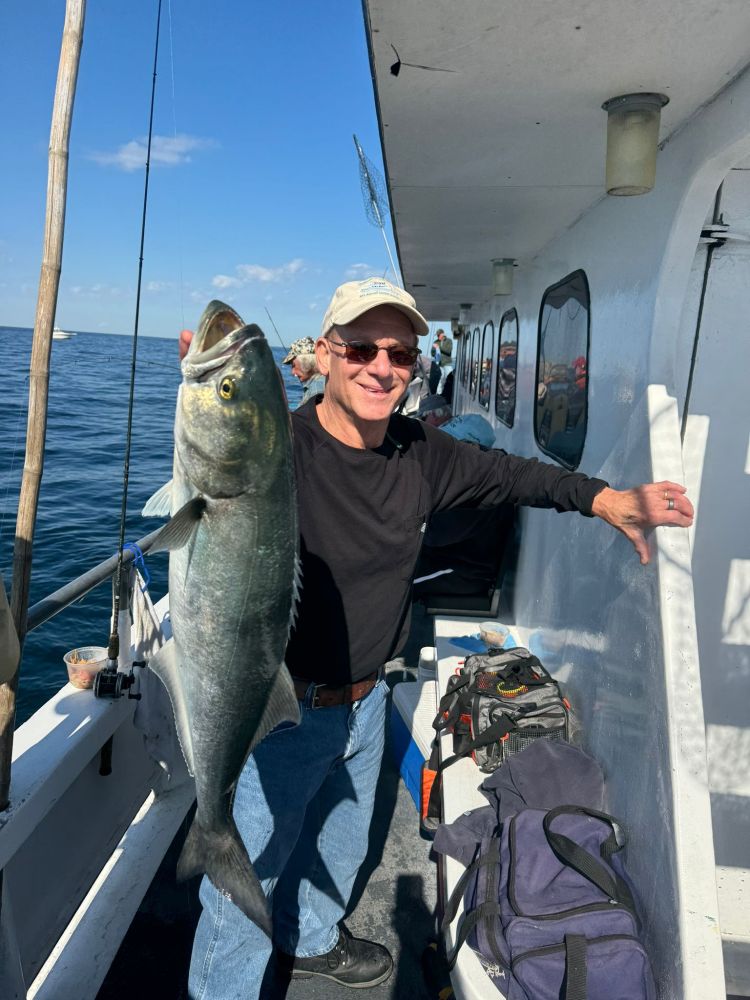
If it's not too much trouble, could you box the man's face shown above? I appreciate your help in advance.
[290,357,308,382]
[316,304,417,424]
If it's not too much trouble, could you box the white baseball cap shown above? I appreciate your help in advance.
[321,277,429,337]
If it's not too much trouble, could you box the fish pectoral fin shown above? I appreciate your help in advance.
[148,638,195,775]
[142,480,174,518]
[248,664,301,755]
[148,496,206,553]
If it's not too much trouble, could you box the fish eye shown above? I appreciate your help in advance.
[218,377,236,400]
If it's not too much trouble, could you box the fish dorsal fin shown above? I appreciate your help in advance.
[142,480,174,518]
[147,638,195,776]
[148,496,206,553]
[247,664,300,758]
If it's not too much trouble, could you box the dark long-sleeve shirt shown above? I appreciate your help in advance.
[285,399,607,685]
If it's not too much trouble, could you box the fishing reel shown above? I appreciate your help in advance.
[93,660,145,700]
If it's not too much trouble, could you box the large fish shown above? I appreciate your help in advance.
[144,300,299,935]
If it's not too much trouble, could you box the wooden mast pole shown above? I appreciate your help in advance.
[0,0,87,811]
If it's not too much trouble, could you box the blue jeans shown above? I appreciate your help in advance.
[188,676,389,1000]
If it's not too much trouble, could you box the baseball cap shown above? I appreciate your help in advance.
[417,394,449,418]
[282,336,317,365]
[321,277,429,337]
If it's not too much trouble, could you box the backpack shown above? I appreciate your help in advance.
[458,647,571,771]
[420,647,571,836]
[437,756,656,999]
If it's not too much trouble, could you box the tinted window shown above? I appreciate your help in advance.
[469,327,480,396]
[478,322,494,409]
[535,270,590,469]
[460,332,470,385]
[495,309,518,427]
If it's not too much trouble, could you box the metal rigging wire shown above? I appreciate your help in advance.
[352,134,401,286]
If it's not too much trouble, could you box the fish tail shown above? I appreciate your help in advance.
[177,816,272,937]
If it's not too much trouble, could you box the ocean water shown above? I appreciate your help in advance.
[0,326,303,726]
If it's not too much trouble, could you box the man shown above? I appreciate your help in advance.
[435,328,453,394]
[181,277,692,998]
[282,336,326,405]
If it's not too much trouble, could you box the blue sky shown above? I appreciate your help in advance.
[0,0,444,346]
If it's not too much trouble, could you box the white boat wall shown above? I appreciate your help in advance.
[0,587,194,1000]
[364,1,750,996]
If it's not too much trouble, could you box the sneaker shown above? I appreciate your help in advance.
[279,923,393,988]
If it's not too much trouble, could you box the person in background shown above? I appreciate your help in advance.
[435,328,453,394]
[180,276,693,999]
[282,336,326,404]
[417,393,452,427]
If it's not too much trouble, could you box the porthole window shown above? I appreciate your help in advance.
[495,309,518,427]
[534,270,590,469]
[468,327,480,397]
[478,321,494,409]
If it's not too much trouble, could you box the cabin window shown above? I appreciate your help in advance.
[534,270,590,469]
[469,327,481,397]
[495,309,518,427]
[478,321,494,409]
[459,332,470,386]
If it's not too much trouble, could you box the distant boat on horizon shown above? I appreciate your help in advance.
[52,326,75,340]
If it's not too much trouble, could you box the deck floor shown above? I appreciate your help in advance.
[98,607,444,1000]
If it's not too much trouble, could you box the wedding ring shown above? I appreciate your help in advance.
[667,498,675,511]
[663,490,669,500]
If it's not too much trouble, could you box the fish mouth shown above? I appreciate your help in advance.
[183,300,267,381]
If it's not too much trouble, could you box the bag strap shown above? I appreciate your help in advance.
[542,805,637,917]
[442,837,506,970]
[425,714,517,818]
[432,674,470,734]
[438,714,517,771]
[563,934,588,1000]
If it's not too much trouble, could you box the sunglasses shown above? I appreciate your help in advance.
[327,336,419,368]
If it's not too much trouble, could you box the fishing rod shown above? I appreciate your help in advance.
[264,306,288,353]
[97,0,164,713]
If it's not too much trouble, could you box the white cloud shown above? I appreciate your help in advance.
[345,262,377,280]
[211,258,306,289]
[212,274,242,289]
[146,280,174,293]
[89,133,217,172]
[70,283,123,297]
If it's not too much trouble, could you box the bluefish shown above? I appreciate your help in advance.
[144,300,299,936]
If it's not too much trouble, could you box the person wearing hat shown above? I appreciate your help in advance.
[434,327,453,394]
[281,336,327,405]
[182,276,694,998]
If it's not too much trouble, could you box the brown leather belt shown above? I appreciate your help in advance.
[293,671,380,709]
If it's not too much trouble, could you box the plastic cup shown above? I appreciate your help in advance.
[63,645,108,690]
[479,622,509,649]
[418,646,437,682]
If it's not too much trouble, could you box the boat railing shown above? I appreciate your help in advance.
[25,527,162,634]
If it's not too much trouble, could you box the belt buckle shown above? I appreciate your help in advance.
[310,682,327,709]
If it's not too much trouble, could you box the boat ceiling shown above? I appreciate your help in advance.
[363,0,750,318]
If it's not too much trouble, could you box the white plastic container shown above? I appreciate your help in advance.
[418,645,437,682]
[63,645,108,690]
[479,621,509,649]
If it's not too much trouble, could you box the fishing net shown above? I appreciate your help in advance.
[353,133,388,228]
